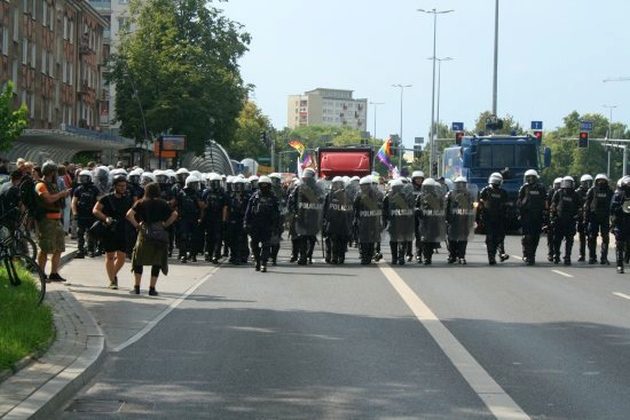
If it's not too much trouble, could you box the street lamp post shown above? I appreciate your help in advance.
[492,0,499,115]
[603,104,618,176]
[418,8,454,177]
[369,101,384,140]
[392,84,412,171]
[428,57,454,140]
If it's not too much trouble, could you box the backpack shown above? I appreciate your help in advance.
[19,176,37,213]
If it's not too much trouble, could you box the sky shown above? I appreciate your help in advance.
[218,0,630,149]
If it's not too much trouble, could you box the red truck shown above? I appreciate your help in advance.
[317,147,374,179]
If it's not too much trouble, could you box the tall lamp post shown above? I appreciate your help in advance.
[427,56,454,139]
[418,7,454,177]
[392,84,412,171]
[369,101,385,140]
[603,104,618,176]
[492,0,499,115]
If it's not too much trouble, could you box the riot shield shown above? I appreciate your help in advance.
[355,186,383,243]
[419,183,446,243]
[446,185,476,241]
[325,188,354,238]
[294,180,324,236]
[387,188,415,242]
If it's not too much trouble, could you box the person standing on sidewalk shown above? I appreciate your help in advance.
[35,161,72,282]
[93,174,134,289]
[126,182,177,296]
[71,170,100,258]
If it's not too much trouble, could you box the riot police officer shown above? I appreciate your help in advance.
[173,168,189,194]
[227,177,249,264]
[416,178,446,265]
[322,176,353,264]
[202,173,228,264]
[575,174,593,261]
[478,172,509,265]
[445,176,475,265]
[611,176,630,273]
[244,176,280,272]
[128,168,145,203]
[156,170,176,256]
[517,169,547,265]
[354,176,383,265]
[410,171,425,263]
[176,174,204,263]
[288,168,324,265]
[268,173,286,265]
[383,178,415,265]
[584,173,613,265]
[550,176,582,265]
[546,177,562,262]
[71,170,99,258]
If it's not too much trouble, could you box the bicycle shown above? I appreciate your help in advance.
[0,214,46,305]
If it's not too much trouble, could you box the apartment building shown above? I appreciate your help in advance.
[0,0,107,130]
[287,88,368,131]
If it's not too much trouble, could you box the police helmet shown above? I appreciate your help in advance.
[258,175,271,185]
[411,170,425,179]
[422,178,437,187]
[489,172,503,186]
[112,174,127,185]
[175,168,189,176]
[78,169,92,184]
[580,174,593,183]
[359,175,372,185]
[141,172,156,185]
[185,174,201,190]
[594,173,609,184]
[390,178,404,189]
[524,169,539,185]
[561,176,574,189]
[553,177,563,188]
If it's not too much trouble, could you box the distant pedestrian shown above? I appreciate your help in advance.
[126,182,177,296]
[93,174,134,289]
[35,161,72,281]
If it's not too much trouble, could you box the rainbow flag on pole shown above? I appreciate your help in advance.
[288,140,306,157]
[376,137,400,178]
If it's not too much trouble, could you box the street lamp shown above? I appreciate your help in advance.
[418,7,454,177]
[392,84,412,171]
[369,101,384,140]
[492,0,499,115]
[603,104,618,177]
[427,56,454,138]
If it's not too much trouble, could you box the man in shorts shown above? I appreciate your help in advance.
[36,161,72,281]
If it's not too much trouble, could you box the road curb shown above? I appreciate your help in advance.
[2,289,106,420]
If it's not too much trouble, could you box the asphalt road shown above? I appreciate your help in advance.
[57,234,630,419]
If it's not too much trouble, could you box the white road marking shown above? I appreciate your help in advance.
[111,267,220,353]
[511,255,524,261]
[613,292,630,301]
[551,269,574,278]
[379,265,530,420]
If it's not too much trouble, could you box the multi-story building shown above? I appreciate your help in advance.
[287,88,368,131]
[89,0,131,135]
[0,0,107,130]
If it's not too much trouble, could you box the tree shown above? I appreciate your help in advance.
[228,101,273,161]
[0,81,28,152]
[109,0,250,154]
[473,111,525,135]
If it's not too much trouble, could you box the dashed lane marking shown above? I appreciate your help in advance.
[551,269,574,278]
[379,265,530,420]
[111,266,220,353]
[613,292,630,301]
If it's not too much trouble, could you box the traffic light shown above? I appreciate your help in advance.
[260,131,269,147]
[578,131,589,148]
[455,131,464,145]
[533,130,543,143]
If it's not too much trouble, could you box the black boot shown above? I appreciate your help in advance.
[390,242,398,265]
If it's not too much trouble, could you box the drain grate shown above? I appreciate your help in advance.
[65,399,125,413]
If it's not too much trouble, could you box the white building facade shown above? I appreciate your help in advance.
[288,88,367,131]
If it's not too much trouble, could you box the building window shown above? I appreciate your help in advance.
[42,4,47,27]
[49,5,54,30]
[22,39,28,64]
[13,9,19,41]
[1,26,8,56]
[48,51,53,75]
[41,49,47,73]
[12,60,18,84]
[31,0,36,20]
[68,63,73,85]
[62,61,67,83]
[30,42,36,69]
[63,15,67,39]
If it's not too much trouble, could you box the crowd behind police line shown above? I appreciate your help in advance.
[3,157,630,290]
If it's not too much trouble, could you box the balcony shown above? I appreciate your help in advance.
[89,0,112,11]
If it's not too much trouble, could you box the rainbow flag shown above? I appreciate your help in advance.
[377,137,395,170]
[300,151,313,169]
[288,140,305,157]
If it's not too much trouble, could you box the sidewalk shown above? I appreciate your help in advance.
[0,241,218,418]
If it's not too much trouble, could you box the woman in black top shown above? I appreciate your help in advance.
[126,182,178,296]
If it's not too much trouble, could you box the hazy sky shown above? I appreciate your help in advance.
[219,0,630,148]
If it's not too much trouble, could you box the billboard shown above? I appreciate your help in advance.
[160,135,186,151]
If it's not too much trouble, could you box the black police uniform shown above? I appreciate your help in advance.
[517,182,547,265]
[611,186,630,272]
[73,182,100,256]
[550,187,582,264]
[201,186,228,263]
[575,184,590,261]
[478,184,508,264]
[244,188,280,271]
[584,184,613,264]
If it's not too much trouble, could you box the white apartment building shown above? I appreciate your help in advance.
[288,88,368,131]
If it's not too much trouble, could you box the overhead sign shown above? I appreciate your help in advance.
[160,135,186,151]
[451,122,464,131]
[580,121,593,132]
[414,137,424,144]
[531,121,543,130]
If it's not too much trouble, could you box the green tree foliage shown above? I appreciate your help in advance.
[0,81,28,152]
[473,111,525,135]
[229,101,274,161]
[108,0,250,153]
